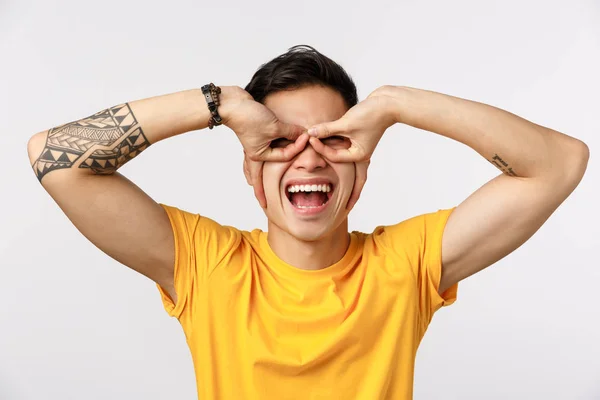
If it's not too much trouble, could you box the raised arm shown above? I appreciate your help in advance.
[27,86,307,303]
[375,86,589,293]
[305,85,590,295]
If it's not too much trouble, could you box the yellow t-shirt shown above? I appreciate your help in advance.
[157,204,458,400]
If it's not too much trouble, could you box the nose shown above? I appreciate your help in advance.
[291,142,327,172]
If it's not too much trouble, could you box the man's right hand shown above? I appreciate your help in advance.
[219,86,309,207]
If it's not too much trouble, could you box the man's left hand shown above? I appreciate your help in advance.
[306,89,398,210]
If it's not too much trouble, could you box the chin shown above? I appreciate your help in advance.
[285,223,332,242]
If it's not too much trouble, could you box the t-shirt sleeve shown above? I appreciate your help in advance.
[376,207,458,328]
[156,204,239,319]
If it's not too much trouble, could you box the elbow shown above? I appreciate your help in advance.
[557,139,590,189]
[27,131,49,180]
[27,131,46,164]
[579,140,590,164]
[570,139,590,179]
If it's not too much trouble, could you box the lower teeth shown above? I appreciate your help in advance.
[296,202,327,209]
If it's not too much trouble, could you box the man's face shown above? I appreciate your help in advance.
[256,85,356,242]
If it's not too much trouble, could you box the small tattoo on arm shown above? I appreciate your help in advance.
[489,153,518,176]
[32,103,150,182]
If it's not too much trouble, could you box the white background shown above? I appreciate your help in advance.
[1,0,599,399]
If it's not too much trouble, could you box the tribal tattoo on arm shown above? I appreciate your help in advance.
[32,103,150,182]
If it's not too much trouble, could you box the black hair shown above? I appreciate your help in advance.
[244,45,358,109]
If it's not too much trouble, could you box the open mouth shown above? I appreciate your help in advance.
[285,182,334,209]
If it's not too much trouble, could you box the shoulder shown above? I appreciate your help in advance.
[160,204,245,232]
[159,204,249,253]
[361,207,456,255]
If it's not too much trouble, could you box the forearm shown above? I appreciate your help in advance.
[128,89,211,143]
[28,87,237,182]
[379,86,589,181]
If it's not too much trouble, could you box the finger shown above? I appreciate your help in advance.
[248,160,267,208]
[347,160,369,211]
[277,121,307,140]
[307,119,347,139]
[262,133,310,162]
[282,132,310,158]
[309,137,359,163]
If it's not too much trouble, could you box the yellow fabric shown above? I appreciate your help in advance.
[157,204,458,400]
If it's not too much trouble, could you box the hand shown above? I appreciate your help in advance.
[219,86,309,207]
[306,90,398,210]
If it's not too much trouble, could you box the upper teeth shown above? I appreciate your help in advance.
[287,184,331,193]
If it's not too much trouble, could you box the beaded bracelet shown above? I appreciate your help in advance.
[201,83,223,129]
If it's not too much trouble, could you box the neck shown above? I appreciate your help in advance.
[266,219,350,271]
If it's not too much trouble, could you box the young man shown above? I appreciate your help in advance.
[27,45,589,399]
